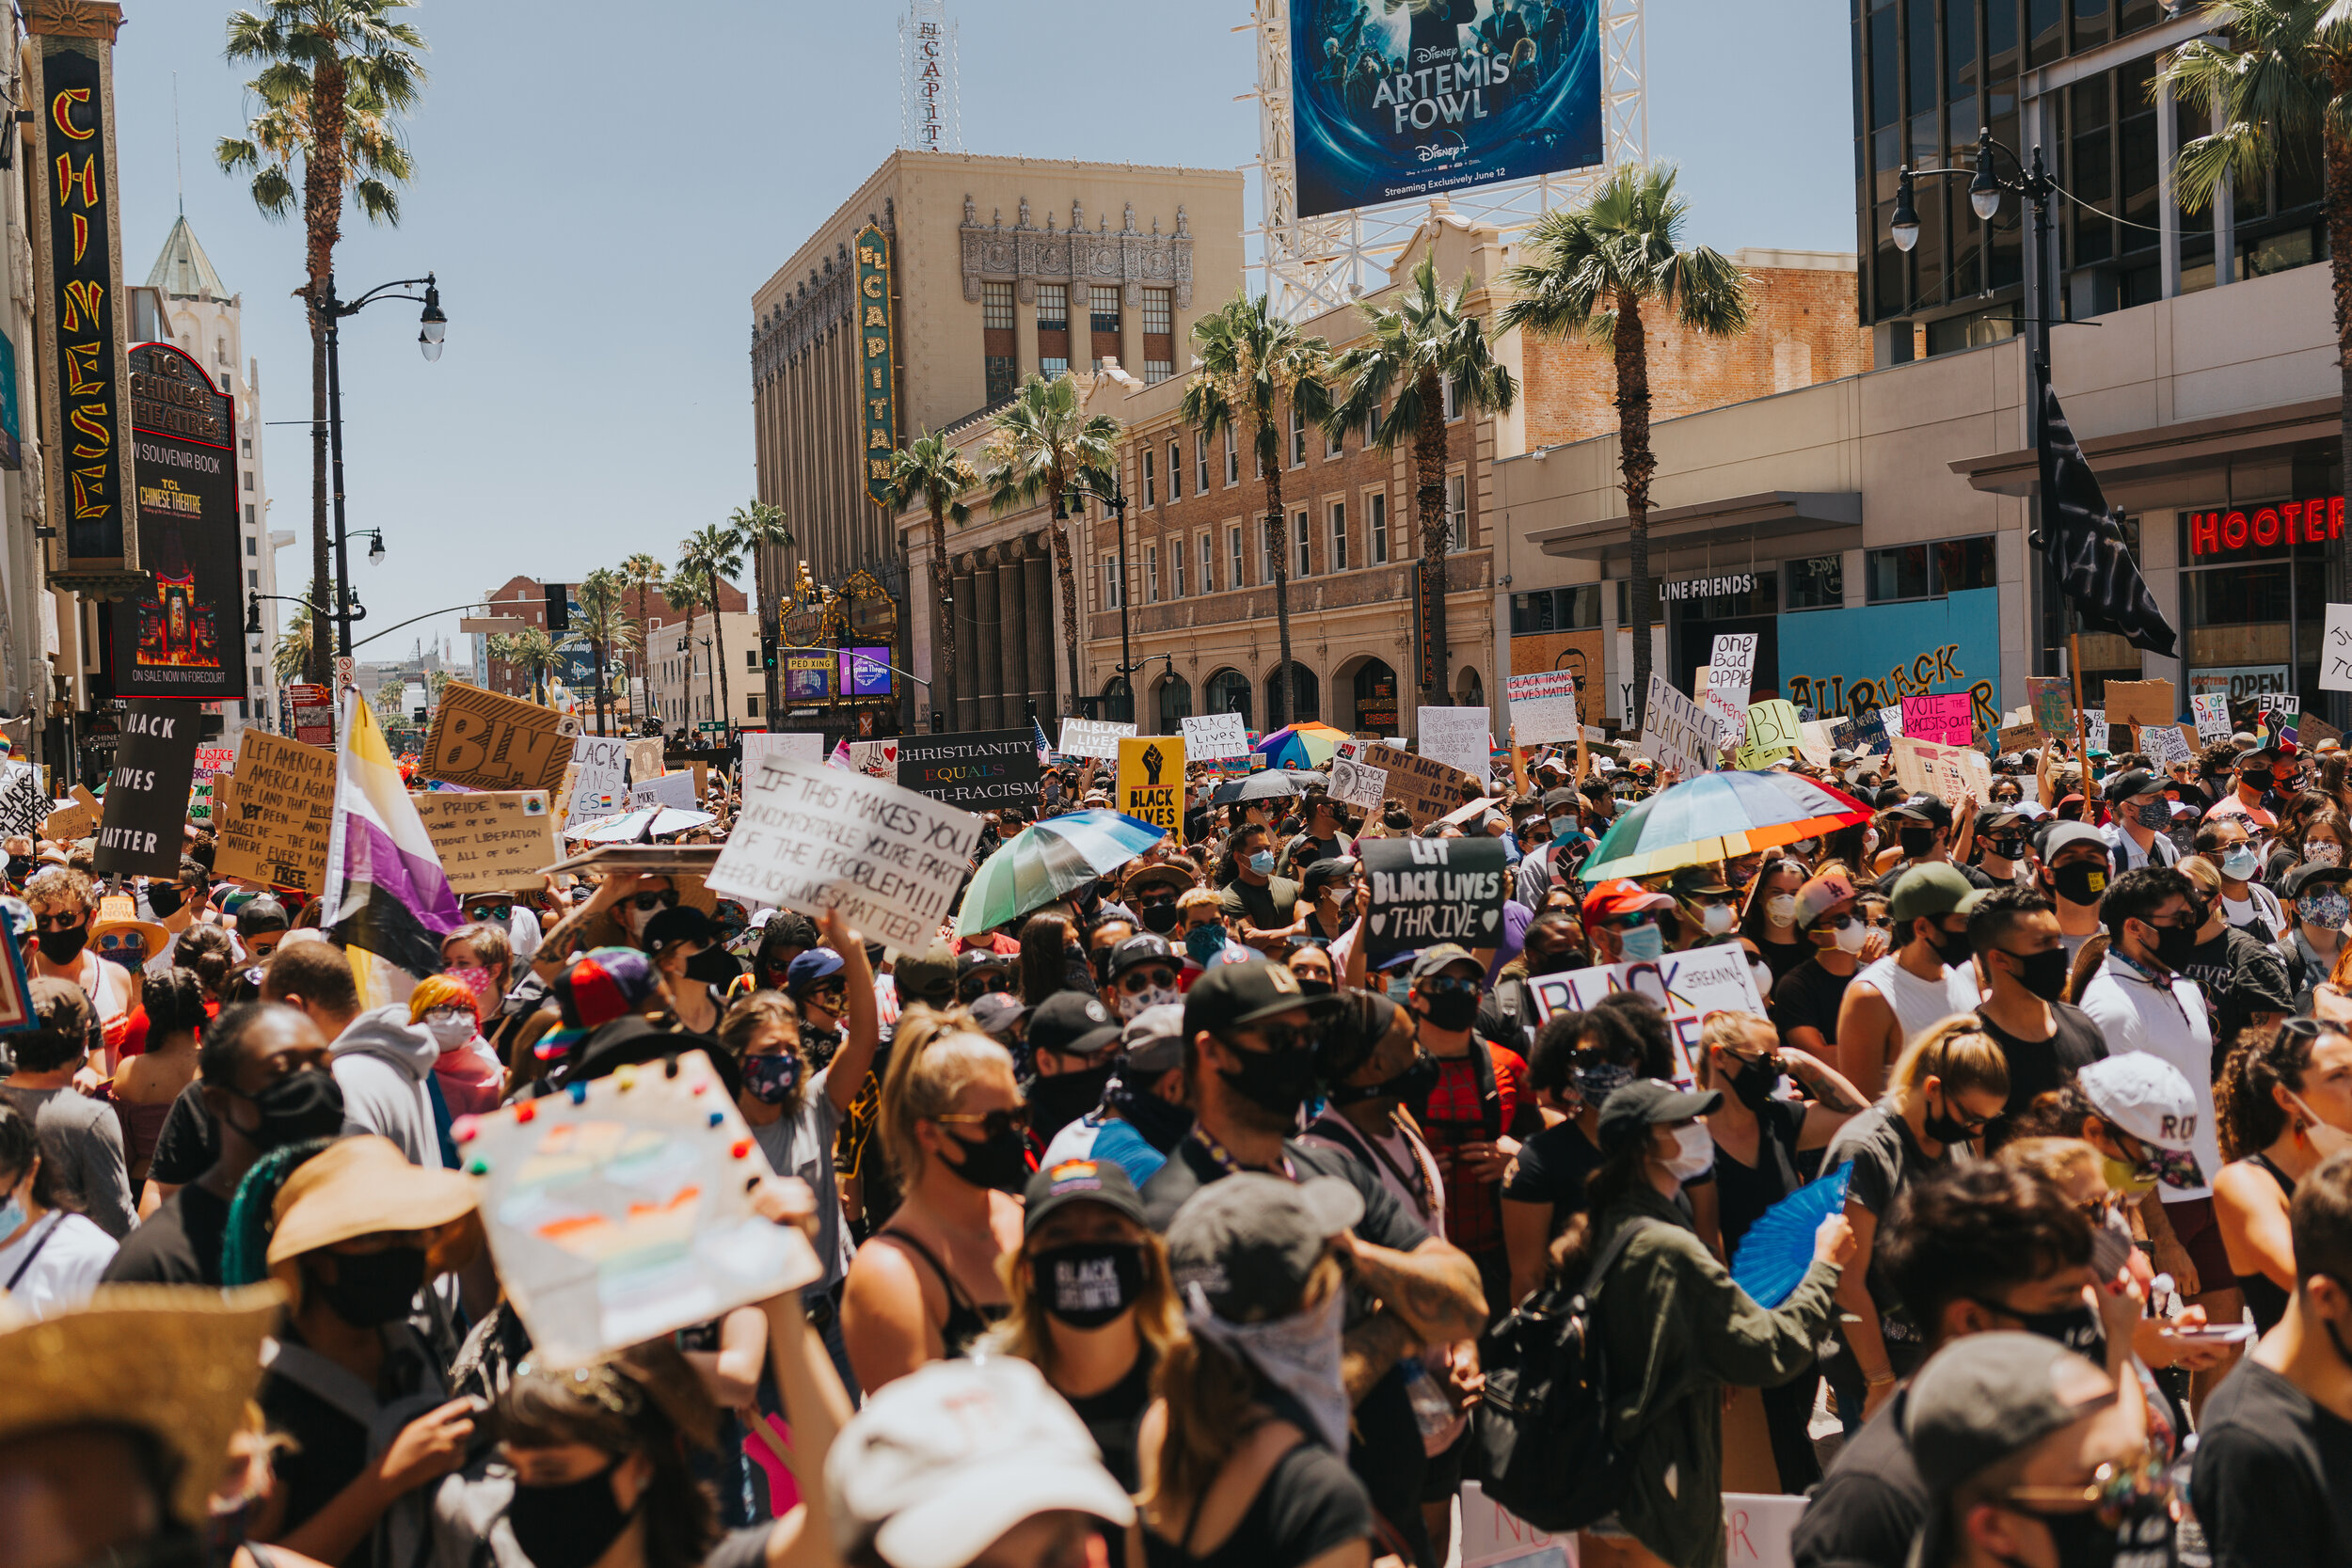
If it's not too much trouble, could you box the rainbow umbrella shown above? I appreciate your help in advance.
[1579,770,1870,881]
[1254,722,1351,770]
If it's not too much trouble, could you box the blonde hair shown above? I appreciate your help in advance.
[1890,1016,2010,1107]
[407,975,477,1023]
[1176,887,1223,915]
[1697,1010,1772,1056]
[24,864,90,911]
[1996,1136,2103,1194]
[880,1016,1013,1184]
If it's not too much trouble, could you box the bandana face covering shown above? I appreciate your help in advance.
[1183,1279,1350,1452]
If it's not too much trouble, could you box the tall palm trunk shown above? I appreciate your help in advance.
[307,329,330,685]
[593,641,608,736]
[929,499,957,727]
[1613,291,1657,730]
[680,604,699,727]
[1413,369,1450,706]
[301,56,350,688]
[1261,424,1292,732]
[711,605,731,734]
[1048,479,1080,716]
[634,584,653,721]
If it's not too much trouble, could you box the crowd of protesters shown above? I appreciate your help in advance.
[12,718,2352,1568]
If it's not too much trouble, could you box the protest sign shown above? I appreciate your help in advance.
[457,1048,822,1370]
[2191,693,2233,743]
[1795,720,1837,769]
[411,791,558,895]
[94,703,204,879]
[1180,712,1252,762]
[188,746,235,823]
[2258,692,2301,748]
[1358,742,1481,826]
[40,787,97,843]
[630,772,700,812]
[1115,737,1184,839]
[2026,675,2074,737]
[1328,755,1390,812]
[1891,735,1994,806]
[1735,700,1803,769]
[2140,723,2196,768]
[1641,672,1720,778]
[1706,634,1758,747]
[1417,707,1492,784]
[0,765,42,840]
[1526,946,1769,1084]
[564,736,629,831]
[1058,718,1135,762]
[1996,721,2040,756]
[1504,671,1583,746]
[707,756,980,951]
[1849,707,1892,756]
[2083,709,2109,754]
[1880,705,1905,739]
[624,736,669,782]
[896,727,1042,812]
[1899,693,1975,749]
[424,683,572,795]
[2105,678,2177,727]
[847,740,898,778]
[288,682,334,749]
[1359,836,1510,959]
[2326,606,2352,692]
[215,732,336,892]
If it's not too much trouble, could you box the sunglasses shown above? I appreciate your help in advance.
[1421,975,1481,999]
[1120,967,1179,991]
[1136,893,1178,910]
[34,911,83,931]
[93,932,143,955]
[2002,1447,2173,1531]
[934,1108,1023,1141]
[960,974,1012,999]
[466,902,514,923]
[628,891,679,913]
[1221,1021,1318,1055]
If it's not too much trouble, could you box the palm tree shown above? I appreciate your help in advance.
[568,568,641,736]
[886,432,981,726]
[217,0,427,687]
[1500,165,1748,729]
[271,596,315,685]
[724,499,792,720]
[618,552,665,721]
[487,627,560,705]
[1183,294,1333,730]
[982,373,1122,713]
[1325,257,1517,711]
[677,524,745,734]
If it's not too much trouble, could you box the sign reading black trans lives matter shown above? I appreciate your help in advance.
[110,343,244,699]
[898,728,1041,811]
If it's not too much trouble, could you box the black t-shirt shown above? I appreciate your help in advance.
[2180,927,2296,1069]
[1713,1097,1808,1257]
[1142,1134,1429,1255]
[146,1079,217,1186]
[261,1329,442,1568]
[1219,876,1302,933]
[1772,956,1854,1049]
[1502,1117,1604,1227]
[1140,1439,1376,1568]
[1974,1003,2107,1129]
[1789,1388,1925,1568]
[1063,1346,1158,1494]
[99,1181,229,1286]
[1755,936,1811,991]
[2193,1358,2352,1567]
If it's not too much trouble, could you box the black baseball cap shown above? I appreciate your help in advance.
[1597,1079,1723,1155]
[2105,768,2162,801]
[238,895,290,935]
[1541,787,1581,812]
[1886,794,1954,829]
[1024,1157,1147,1235]
[1168,1172,1363,1321]
[1182,958,1334,1039]
[1301,858,1355,896]
[1906,1334,2120,1568]
[1026,991,1122,1060]
[968,991,1028,1042]
[2282,862,2352,900]
[1106,932,1179,981]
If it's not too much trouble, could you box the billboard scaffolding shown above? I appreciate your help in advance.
[1248,0,1646,324]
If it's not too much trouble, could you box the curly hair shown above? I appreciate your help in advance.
[2217,1022,2329,1162]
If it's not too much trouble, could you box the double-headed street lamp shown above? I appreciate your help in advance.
[1058,475,1133,722]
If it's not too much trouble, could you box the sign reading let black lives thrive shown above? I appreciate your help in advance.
[109,344,243,699]
[898,729,1040,810]
[1359,836,1510,960]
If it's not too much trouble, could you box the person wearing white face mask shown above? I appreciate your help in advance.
[1772,866,1885,1068]
[2195,815,2288,944]
[2215,1019,2352,1338]
[1741,857,1812,991]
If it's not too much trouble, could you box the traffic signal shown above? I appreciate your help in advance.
[545,582,569,632]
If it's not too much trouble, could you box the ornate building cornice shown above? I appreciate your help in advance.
[959,196,1194,309]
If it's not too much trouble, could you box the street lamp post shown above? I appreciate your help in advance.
[1061,477,1132,722]
[700,636,716,737]
[313,272,447,661]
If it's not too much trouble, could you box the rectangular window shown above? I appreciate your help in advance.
[1103,553,1123,610]
[1784,554,1847,610]
[1230,525,1245,588]
[745,648,758,668]
[243,472,254,491]
[1327,420,1343,460]
[1168,441,1183,502]
[1140,290,1173,336]
[1865,534,1997,603]
[1445,474,1468,552]
[1041,356,1070,376]
[987,356,1018,401]
[1038,284,1070,377]
[983,282,1016,332]
[1090,287,1121,335]
[1147,544,1160,603]
[1443,375,1462,421]
[1145,360,1172,385]
[1174,540,1187,599]
[246,504,256,526]
[1370,491,1389,563]
[746,695,761,718]
[1295,510,1311,578]
[1509,586,1607,634]
[1262,519,1278,583]
[247,569,259,588]
[1201,533,1216,594]
[1289,405,1306,467]
[1143,450,1156,509]
[246,536,256,557]
[983,280,1018,401]
[1329,501,1347,571]
[1224,429,1239,485]
[1142,287,1174,388]
[1196,433,1210,492]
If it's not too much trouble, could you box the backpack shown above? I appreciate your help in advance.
[1467,1216,1653,1532]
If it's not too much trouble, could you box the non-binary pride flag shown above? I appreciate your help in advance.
[325,689,463,975]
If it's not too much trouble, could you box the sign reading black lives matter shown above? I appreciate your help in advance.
[93,700,202,878]
[1359,836,1509,959]
[897,728,1041,811]
[0,765,43,839]
[706,756,980,953]
[109,343,244,699]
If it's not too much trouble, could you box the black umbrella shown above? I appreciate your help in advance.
[1207,769,1322,806]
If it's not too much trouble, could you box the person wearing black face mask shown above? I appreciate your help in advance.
[1966,888,2110,1142]
[1043,1004,1194,1186]
[1877,796,1996,895]
[24,864,135,1081]
[1476,911,1586,1049]
[2174,858,2295,1053]
[2216,743,2283,832]
[253,1133,486,1568]
[1023,991,1126,1148]
[1972,805,2037,891]
[1124,863,1194,938]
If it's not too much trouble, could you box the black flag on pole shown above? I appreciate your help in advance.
[2033,381,2178,657]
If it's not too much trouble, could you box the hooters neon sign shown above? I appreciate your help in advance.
[2189,498,2345,557]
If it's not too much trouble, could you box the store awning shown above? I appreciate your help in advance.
[1528,490,1863,562]
[1950,395,2341,496]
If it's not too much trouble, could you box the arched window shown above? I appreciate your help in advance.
[1352,658,1400,735]
[1265,663,1319,726]
[1204,668,1253,730]
[1455,666,1486,708]
[1101,674,1134,723]
[1156,673,1194,732]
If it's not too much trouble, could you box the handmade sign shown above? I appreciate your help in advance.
[2140,723,2195,768]
[1504,671,1583,747]
[1995,721,2040,756]
[2191,693,2233,744]
[94,703,204,879]
[0,765,42,840]
[847,740,898,778]
[2328,606,2352,691]
[1891,736,1994,806]
[2104,678,2177,727]
[1116,737,1184,839]
[1735,700,1803,769]
[1879,705,1904,738]
[625,736,670,782]
[897,728,1042,811]
[456,1049,822,1370]
[1849,707,1892,756]
[2026,676,2074,737]
[188,746,235,824]
[1899,693,1974,749]
[1527,947,1769,1084]
[2083,709,2109,754]
[1359,836,1510,959]
[1058,718,1135,763]
[215,732,336,892]
[630,773,700,812]
[1327,755,1390,813]
[1357,743,1482,827]
[1180,712,1252,762]
[1416,707,1492,784]
[707,756,980,951]
[564,736,630,832]
[1640,672,1720,779]
[1795,720,1838,769]
[2259,693,2301,749]
[1707,633,1758,747]
[39,794,93,843]
[411,791,558,895]
[424,683,573,795]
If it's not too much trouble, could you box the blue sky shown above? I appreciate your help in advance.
[110,2,1854,661]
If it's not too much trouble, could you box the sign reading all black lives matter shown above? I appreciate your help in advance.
[706,756,981,952]
[897,728,1041,811]
[1358,836,1510,959]
[93,700,203,878]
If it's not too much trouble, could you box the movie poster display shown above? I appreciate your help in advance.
[1289,0,1601,219]
[111,343,243,700]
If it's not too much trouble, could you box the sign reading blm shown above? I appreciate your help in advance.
[109,343,245,700]
[1289,0,1602,220]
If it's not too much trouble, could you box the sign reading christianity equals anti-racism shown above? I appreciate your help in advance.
[1357,836,1510,960]
[707,756,981,953]
[93,701,204,879]
[896,728,1042,812]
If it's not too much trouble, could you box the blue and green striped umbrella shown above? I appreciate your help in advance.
[954,809,1167,938]
[1581,770,1870,881]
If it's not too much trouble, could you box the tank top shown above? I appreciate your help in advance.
[2237,1153,2296,1335]
[882,1230,1007,1360]
[1854,953,1980,1050]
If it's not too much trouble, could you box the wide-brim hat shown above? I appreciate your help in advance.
[90,893,167,963]
[0,1283,285,1525]
[267,1134,480,1265]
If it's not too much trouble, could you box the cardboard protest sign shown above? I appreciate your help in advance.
[1891,735,1994,806]
[2105,678,2177,727]
[215,732,336,892]
[1058,718,1135,763]
[1526,946,1769,1084]
[42,784,101,843]
[630,773,700,812]
[1735,700,1802,769]
[895,727,1041,812]
[0,765,42,840]
[1996,721,2040,756]
[2024,675,2072,737]
[707,756,980,951]
[623,736,669,782]
[409,791,558,895]
[93,703,204,879]
[424,683,573,795]
[1504,671,1583,746]
[1115,737,1184,839]
[1180,712,1252,762]
[1900,693,1974,749]
[1358,743,1481,826]
[1641,672,1720,778]
[456,1048,821,1370]
[1327,755,1389,812]
[1849,707,1892,756]
[1359,836,1510,959]
[2191,693,2232,743]
[1795,720,1838,769]
[1416,707,1492,784]
[2083,709,2109,754]
[2140,723,2196,768]
[564,736,629,831]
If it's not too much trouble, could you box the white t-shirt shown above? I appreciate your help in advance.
[1854,952,1982,1051]
[2075,953,2221,1204]
[0,1211,118,1318]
